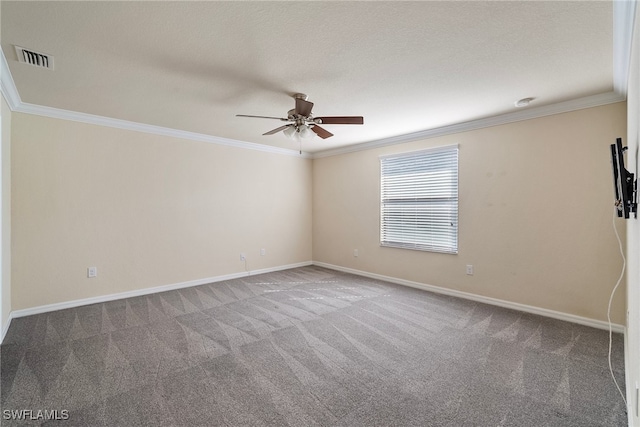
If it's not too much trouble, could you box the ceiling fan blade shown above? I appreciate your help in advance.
[295,98,314,117]
[263,125,290,136]
[311,125,334,139]
[237,114,288,121]
[316,116,364,125]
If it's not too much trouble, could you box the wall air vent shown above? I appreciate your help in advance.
[14,45,54,70]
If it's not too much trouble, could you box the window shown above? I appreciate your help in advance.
[380,145,458,254]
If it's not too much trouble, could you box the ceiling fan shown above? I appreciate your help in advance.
[236,93,364,140]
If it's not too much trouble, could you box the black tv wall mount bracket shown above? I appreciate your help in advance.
[611,138,637,219]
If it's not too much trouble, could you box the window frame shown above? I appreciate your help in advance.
[379,145,459,254]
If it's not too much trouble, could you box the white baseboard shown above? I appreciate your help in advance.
[1,311,14,343]
[313,261,626,334]
[7,261,313,322]
[2,259,624,343]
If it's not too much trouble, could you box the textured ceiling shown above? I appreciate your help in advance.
[1,1,614,154]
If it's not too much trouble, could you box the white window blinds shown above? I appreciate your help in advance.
[380,145,458,254]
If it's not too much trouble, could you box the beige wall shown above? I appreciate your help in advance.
[313,102,627,324]
[625,3,640,422]
[1,94,11,333]
[7,101,629,327]
[11,113,312,310]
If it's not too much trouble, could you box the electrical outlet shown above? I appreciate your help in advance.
[260,248,266,256]
[354,249,359,257]
[240,253,246,261]
[87,267,97,278]
[466,265,474,275]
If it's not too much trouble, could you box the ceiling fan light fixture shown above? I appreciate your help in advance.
[300,124,315,139]
[283,125,296,139]
[283,124,315,141]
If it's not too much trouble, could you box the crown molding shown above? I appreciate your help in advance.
[2,1,634,162]
[312,1,635,159]
[0,49,21,110]
[16,102,312,158]
[312,91,625,158]
[0,50,311,159]
[613,0,637,95]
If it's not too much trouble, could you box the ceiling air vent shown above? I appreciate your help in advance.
[14,45,54,70]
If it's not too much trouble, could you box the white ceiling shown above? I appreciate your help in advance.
[0,1,624,155]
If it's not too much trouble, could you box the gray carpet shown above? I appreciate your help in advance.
[0,266,627,426]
